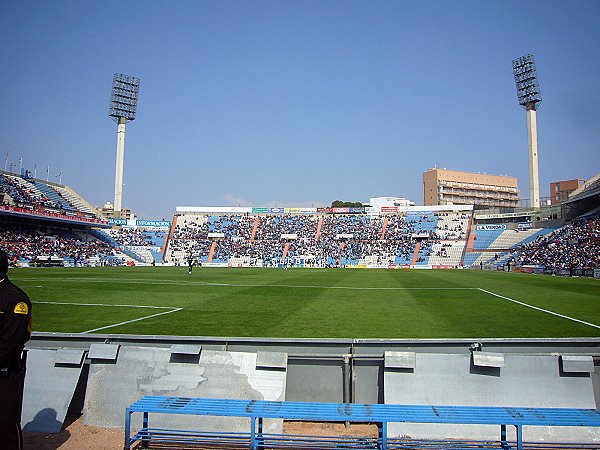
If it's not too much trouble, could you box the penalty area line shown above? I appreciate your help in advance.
[478,288,600,330]
[80,308,183,334]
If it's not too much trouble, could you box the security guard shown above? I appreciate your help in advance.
[0,250,32,450]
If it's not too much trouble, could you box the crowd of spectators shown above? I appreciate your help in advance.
[432,213,470,240]
[511,217,600,269]
[208,215,242,236]
[319,215,383,241]
[0,224,120,266]
[105,228,156,247]
[166,212,469,266]
[1,174,63,210]
[253,215,319,240]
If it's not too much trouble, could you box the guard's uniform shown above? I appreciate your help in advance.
[0,276,32,450]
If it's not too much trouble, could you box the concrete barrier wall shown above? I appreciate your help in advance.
[384,353,599,442]
[23,334,600,440]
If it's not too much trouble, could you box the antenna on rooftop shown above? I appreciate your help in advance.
[108,73,140,219]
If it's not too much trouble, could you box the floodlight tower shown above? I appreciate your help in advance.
[108,73,140,218]
[512,55,542,209]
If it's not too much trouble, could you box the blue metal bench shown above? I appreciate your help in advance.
[124,396,600,450]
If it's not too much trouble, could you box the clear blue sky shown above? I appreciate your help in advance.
[1,0,599,220]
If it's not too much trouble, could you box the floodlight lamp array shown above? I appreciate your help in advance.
[512,55,541,110]
[108,73,140,122]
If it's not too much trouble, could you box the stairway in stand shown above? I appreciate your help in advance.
[336,242,346,266]
[380,216,389,240]
[207,241,217,263]
[315,217,324,240]
[251,217,259,241]
[281,242,290,261]
[411,241,422,266]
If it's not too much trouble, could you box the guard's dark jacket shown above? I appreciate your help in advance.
[0,275,32,450]
[0,276,32,368]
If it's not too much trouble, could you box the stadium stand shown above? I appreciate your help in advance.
[463,216,599,271]
[476,228,554,251]
[2,171,596,273]
[93,228,167,264]
[428,240,466,266]
[1,172,105,224]
[0,223,132,266]
[163,210,471,269]
[512,217,600,269]
[1,173,62,209]
[472,227,505,251]
[32,180,76,212]
[52,184,100,217]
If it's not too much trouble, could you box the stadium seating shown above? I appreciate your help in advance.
[0,223,132,266]
[32,180,75,212]
[479,228,554,251]
[52,184,99,216]
[462,252,482,267]
[1,173,103,220]
[512,217,599,269]
[428,240,466,266]
[163,210,471,268]
[472,227,505,250]
[463,217,599,270]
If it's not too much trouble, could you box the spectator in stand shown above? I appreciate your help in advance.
[511,217,600,269]
[0,224,119,266]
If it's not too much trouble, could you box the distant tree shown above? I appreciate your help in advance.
[331,200,364,208]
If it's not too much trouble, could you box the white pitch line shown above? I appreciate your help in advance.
[81,308,183,334]
[34,301,178,309]
[478,288,600,330]
[191,282,477,290]
[20,277,477,291]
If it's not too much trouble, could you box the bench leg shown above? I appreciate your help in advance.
[377,421,387,450]
[515,424,522,450]
[142,411,149,449]
[500,424,510,450]
[123,407,132,450]
[250,416,256,450]
[257,417,264,450]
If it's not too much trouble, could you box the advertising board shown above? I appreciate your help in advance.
[0,205,108,225]
[572,268,595,278]
[136,220,171,228]
[284,208,318,214]
[476,224,507,231]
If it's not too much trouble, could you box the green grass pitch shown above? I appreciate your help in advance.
[10,267,600,339]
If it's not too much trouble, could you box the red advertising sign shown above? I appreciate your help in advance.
[0,205,108,225]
